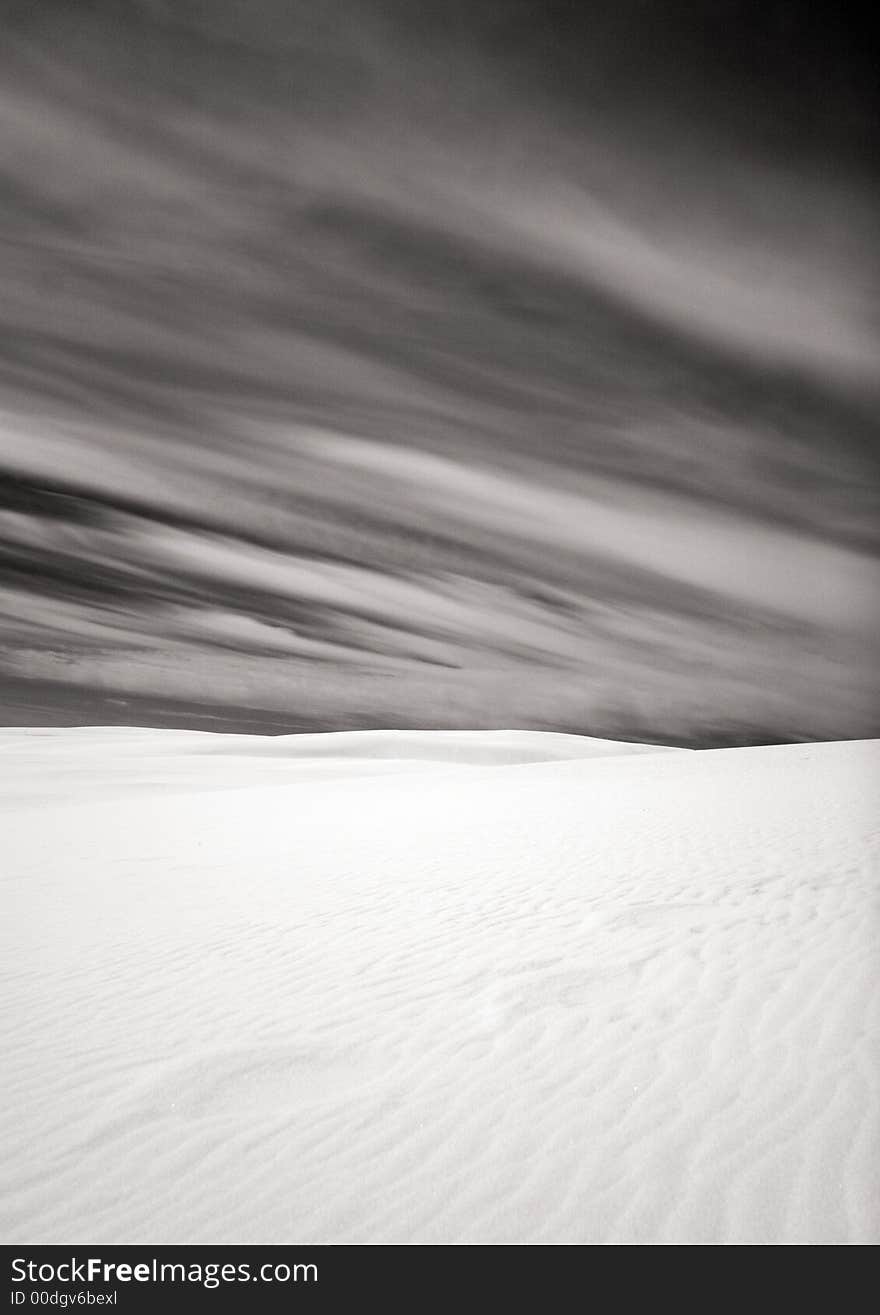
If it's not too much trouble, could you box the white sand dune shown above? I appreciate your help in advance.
[1,728,878,1244]
[0,726,670,804]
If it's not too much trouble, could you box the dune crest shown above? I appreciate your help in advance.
[0,726,678,802]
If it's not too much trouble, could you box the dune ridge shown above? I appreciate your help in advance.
[0,726,677,803]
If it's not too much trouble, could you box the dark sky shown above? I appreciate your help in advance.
[0,1,877,743]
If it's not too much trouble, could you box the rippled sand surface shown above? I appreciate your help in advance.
[2,729,878,1244]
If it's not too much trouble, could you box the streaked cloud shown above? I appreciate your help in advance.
[0,2,876,743]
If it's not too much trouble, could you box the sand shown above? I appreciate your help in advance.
[1,727,878,1244]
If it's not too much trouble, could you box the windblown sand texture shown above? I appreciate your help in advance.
[2,728,878,1243]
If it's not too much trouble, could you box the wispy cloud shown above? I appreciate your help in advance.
[0,2,876,742]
